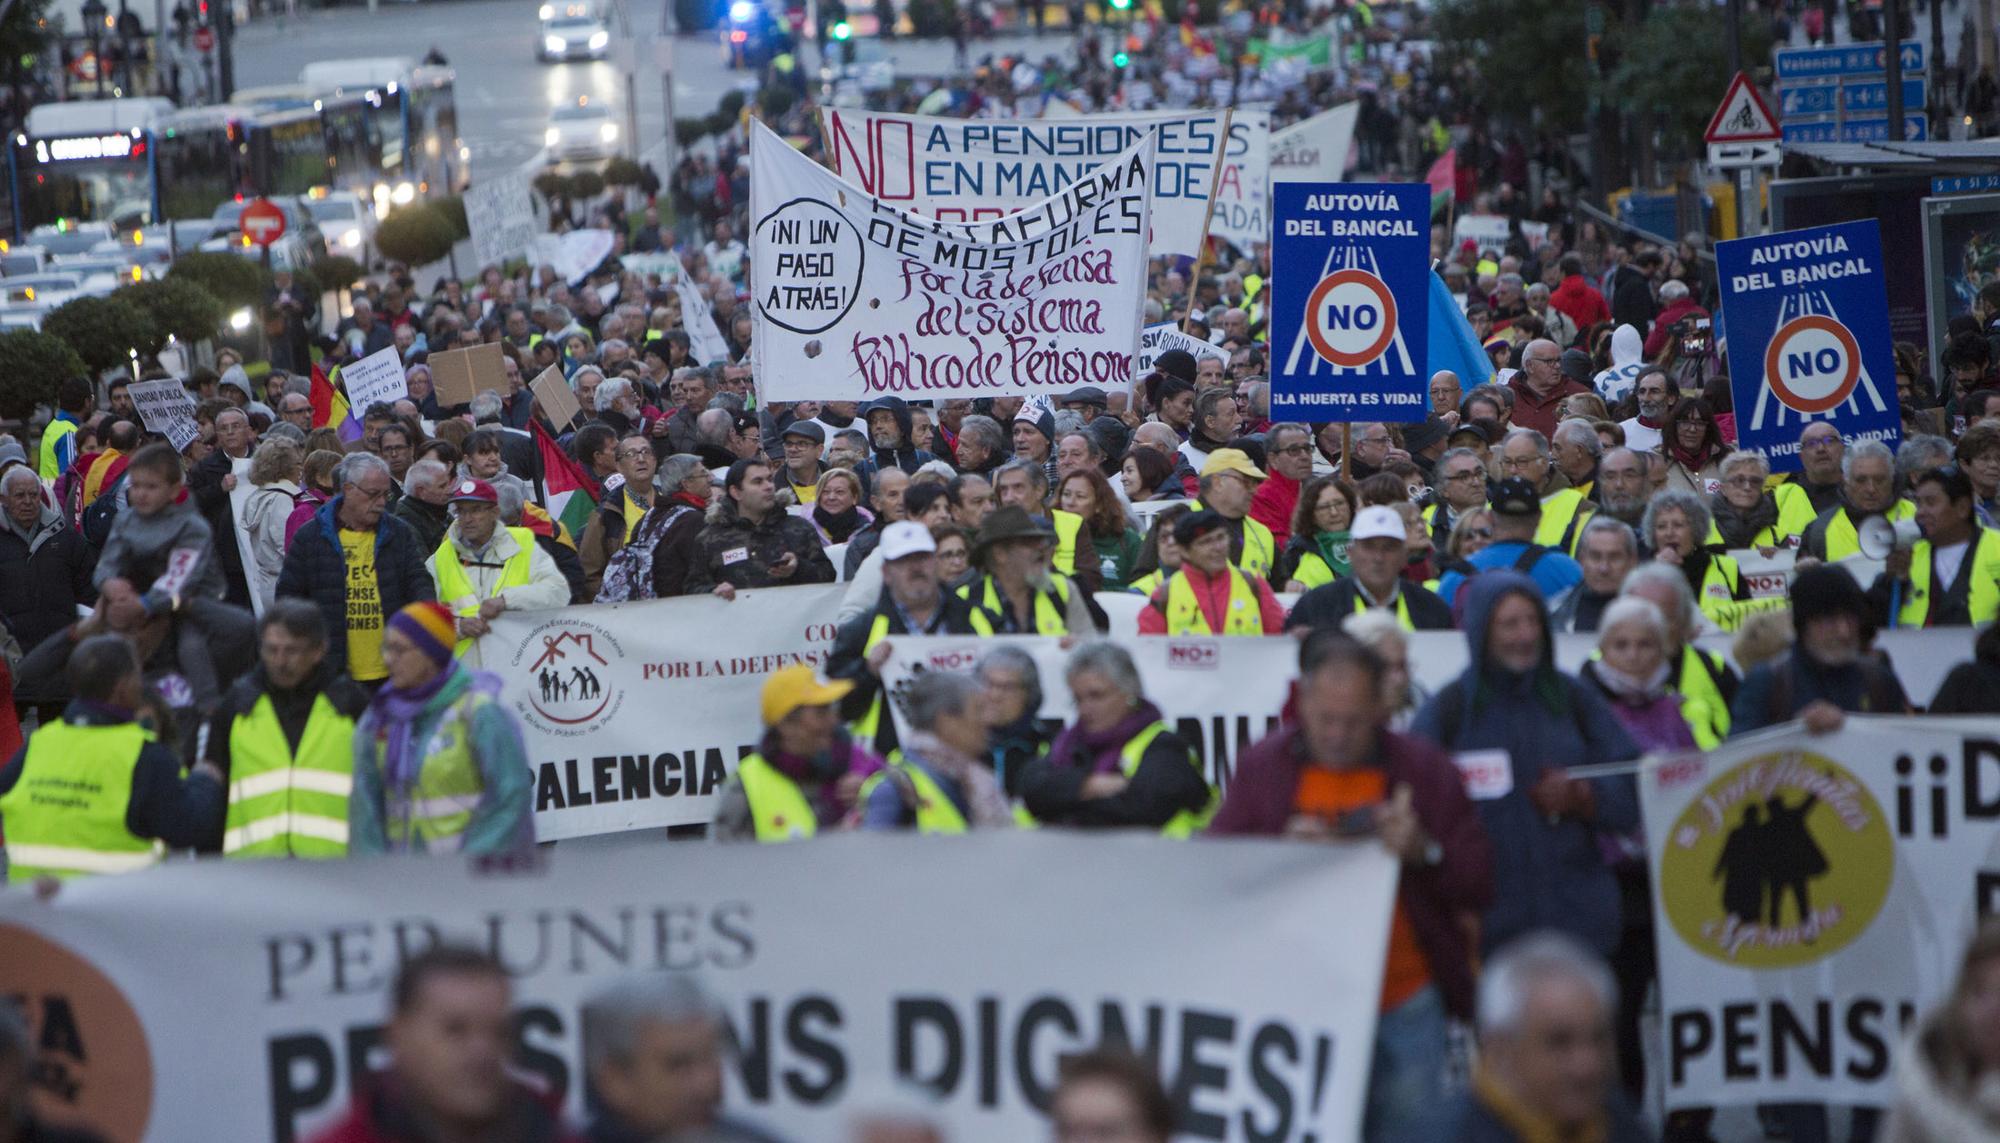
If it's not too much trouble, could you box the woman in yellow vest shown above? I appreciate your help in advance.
[1281,475,1359,593]
[1711,452,1817,552]
[350,602,535,856]
[713,665,884,842]
[856,671,1015,832]
[1017,642,1213,833]
[1643,488,1770,632]
[1139,511,1285,636]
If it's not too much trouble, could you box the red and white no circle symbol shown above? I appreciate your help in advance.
[1763,314,1861,413]
[1305,269,1398,368]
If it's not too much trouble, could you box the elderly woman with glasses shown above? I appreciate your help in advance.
[1709,451,1814,554]
[1642,488,1771,632]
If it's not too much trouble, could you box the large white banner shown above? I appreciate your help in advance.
[1207,109,1271,253]
[880,634,1295,789]
[1270,104,1358,185]
[1640,717,2000,1112]
[465,169,539,272]
[0,834,1396,1143]
[749,122,1154,403]
[676,266,734,365]
[1135,319,1230,377]
[481,584,847,841]
[820,107,1230,257]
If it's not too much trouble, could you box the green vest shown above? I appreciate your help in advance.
[859,759,970,834]
[1052,510,1084,577]
[222,693,357,859]
[1536,487,1592,555]
[1769,483,1818,547]
[381,692,489,851]
[1899,527,2000,627]
[961,575,1072,634]
[1161,566,1265,634]
[1129,568,1167,597]
[1117,722,1217,838]
[432,527,536,655]
[1822,500,1915,562]
[38,414,78,482]
[1677,645,1731,750]
[1290,550,1336,591]
[1192,501,1276,578]
[1,721,160,881]
[736,753,819,842]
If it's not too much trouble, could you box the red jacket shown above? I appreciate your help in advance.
[1506,373,1591,438]
[1249,469,1301,550]
[309,1076,582,1143]
[1642,299,1710,359]
[1549,273,1611,332]
[1207,724,1495,1018]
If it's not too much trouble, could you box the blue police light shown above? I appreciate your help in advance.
[728,0,756,22]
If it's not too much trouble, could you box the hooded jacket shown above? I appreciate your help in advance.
[1592,324,1646,406]
[855,396,937,483]
[1408,571,1641,955]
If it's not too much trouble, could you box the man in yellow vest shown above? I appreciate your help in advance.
[712,664,880,842]
[828,521,996,760]
[1286,506,1455,632]
[1799,440,1914,563]
[0,635,222,882]
[1871,464,2000,627]
[1195,448,1278,579]
[37,377,92,482]
[201,600,369,858]
[1140,510,1285,635]
[959,506,1105,634]
[425,479,570,667]
[1499,427,1594,555]
[993,459,1101,591]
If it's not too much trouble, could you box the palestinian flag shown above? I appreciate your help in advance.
[532,420,598,542]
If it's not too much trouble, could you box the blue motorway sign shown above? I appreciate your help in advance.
[1933,174,2000,195]
[1779,79,1923,118]
[1270,183,1430,422]
[1775,39,1924,81]
[1717,220,1901,472]
[1781,114,1929,144]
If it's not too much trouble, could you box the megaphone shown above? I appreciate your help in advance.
[1858,515,1923,559]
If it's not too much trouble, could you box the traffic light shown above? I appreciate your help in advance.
[1112,49,1128,67]
[831,19,850,38]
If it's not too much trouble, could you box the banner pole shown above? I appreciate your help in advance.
[1341,422,1352,482]
[1179,107,1234,337]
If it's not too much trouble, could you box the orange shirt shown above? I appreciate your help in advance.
[1295,765,1432,1012]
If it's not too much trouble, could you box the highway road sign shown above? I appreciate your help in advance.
[1774,39,1924,82]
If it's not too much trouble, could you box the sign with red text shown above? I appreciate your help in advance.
[483,583,848,839]
[749,121,1154,402]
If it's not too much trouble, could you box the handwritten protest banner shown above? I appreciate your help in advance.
[1135,320,1229,377]
[749,121,1153,402]
[1207,109,1271,253]
[338,345,407,412]
[820,107,1225,257]
[124,378,201,451]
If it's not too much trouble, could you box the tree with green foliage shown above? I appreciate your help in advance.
[569,169,606,199]
[1609,6,1771,162]
[167,251,267,311]
[373,203,460,269]
[43,296,159,375]
[434,195,470,241]
[313,255,367,291]
[603,157,643,186]
[0,330,84,422]
[114,278,225,347]
[1431,0,1597,136]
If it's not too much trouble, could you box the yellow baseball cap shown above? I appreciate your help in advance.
[761,664,854,727]
[1199,448,1267,482]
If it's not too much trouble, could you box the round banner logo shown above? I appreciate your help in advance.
[0,924,153,1141]
[1659,751,1892,967]
[1762,314,1862,414]
[509,618,626,736]
[1304,268,1398,368]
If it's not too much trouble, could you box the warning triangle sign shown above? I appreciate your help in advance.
[1705,72,1782,142]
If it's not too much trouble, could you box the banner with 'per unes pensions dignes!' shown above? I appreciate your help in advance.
[0,833,1398,1143]
[1642,717,2000,1113]
[750,121,1156,403]
[482,583,848,841]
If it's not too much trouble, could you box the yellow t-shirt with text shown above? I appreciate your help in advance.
[341,529,385,681]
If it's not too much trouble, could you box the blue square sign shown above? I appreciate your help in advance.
[1270,183,1430,422]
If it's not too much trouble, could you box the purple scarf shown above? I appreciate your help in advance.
[368,662,459,791]
[1046,701,1166,775]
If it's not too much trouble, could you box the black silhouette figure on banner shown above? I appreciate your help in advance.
[1714,803,1769,926]
[1763,792,1826,929]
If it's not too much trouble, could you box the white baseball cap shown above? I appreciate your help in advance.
[879,520,937,562]
[1350,505,1406,543]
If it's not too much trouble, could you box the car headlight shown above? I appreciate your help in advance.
[588,29,609,48]
[545,126,561,146]
[392,182,416,205]
[229,307,252,332]
[544,34,565,52]
[538,3,553,17]
[340,228,362,249]
[728,0,755,20]
[600,122,618,141]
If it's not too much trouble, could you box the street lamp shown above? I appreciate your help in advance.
[80,0,107,97]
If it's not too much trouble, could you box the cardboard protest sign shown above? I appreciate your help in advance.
[337,345,407,412]
[1719,220,1902,472]
[1270,183,1431,421]
[429,341,509,405]
[749,121,1154,402]
[528,364,581,430]
[820,107,1225,256]
[0,833,1394,1143]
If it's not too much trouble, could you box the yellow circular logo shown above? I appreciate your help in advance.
[1659,750,1893,968]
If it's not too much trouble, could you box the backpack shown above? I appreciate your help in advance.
[595,504,693,603]
[81,472,128,549]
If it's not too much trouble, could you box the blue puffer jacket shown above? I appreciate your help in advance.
[1409,571,1641,956]
[274,495,437,674]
